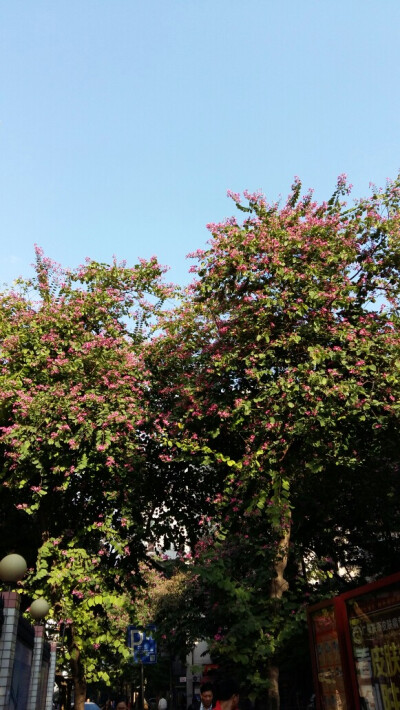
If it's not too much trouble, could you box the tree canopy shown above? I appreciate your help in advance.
[2,176,400,709]
[0,250,210,707]
[147,176,400,706]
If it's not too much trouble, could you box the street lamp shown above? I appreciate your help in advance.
[0,553,27,586]
[29,598,50,621]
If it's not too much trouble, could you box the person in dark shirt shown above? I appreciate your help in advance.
[189,683,214,710]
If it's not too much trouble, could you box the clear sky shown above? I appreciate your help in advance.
[1,1,399,287]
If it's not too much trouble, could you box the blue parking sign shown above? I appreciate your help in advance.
[127,625,157,664]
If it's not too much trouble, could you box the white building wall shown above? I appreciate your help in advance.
[185,641,212,709]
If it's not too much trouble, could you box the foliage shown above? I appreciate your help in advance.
[2,174,400,703]
[0,249,202,695]
[148,176,400,695]
[29,538,132,685]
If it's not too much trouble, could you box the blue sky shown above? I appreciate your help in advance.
[1,1,399,287]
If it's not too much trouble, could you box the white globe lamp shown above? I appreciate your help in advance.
[29,598,50,621]
[0,554,27,583]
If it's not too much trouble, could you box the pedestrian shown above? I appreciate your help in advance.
[115,699,128,710]
[188,683,214,710]
[158,693,168,710]
[214,680,240,710]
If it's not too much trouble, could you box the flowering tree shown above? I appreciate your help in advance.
[0,250,208,708]
[2,176,400,708]
[149,176,400,707]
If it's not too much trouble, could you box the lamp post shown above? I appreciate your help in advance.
[0,554,28,710]
[0,557,57,710]
[27,598,53,710]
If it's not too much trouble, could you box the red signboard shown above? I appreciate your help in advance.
[308,572,400,710]
[308,602,349,709]
[344,578,400,710]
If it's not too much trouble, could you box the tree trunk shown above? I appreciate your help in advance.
[70,637,87,710]
[266,665,280,710]
[270,525,290,601]
[73,677,87,710]
[267,522,291,710]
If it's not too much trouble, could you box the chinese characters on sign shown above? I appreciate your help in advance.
[309,606,347,709]
[347,583,400,710]
[308,575,400,710]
